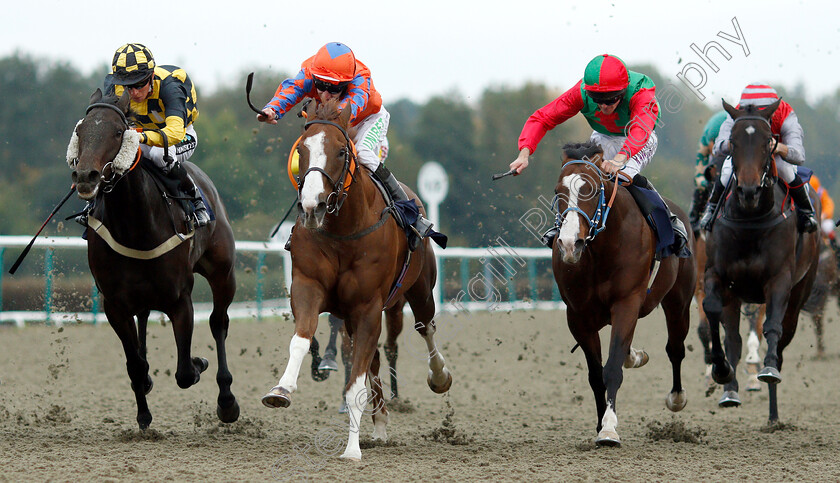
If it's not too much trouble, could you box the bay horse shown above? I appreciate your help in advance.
[551,143,695,446]
[260,99,451,461]
[802,239,839,357]
[70,89,240,429]
[703,99,819,423]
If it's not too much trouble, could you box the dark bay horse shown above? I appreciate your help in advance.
[70,89,239,429]
[260,100,451,461]
[703,99,819,423]
[551,143,695,446]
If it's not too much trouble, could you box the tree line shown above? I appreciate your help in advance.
[2,52,839,248]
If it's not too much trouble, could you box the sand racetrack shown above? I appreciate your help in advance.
[1,305,840,482]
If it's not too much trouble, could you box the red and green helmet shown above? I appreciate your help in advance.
[583,54,629,102]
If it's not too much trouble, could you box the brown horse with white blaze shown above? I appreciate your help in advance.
[260,99,451,461]
[551,143,695,446]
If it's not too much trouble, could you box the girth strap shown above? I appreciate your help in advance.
[88,216,194,259]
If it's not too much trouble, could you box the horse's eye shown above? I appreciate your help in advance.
[116,129,123,138]
[338,148,346,158]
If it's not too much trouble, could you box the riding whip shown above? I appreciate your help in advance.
[492,168,517,181]
[245,73,265,115]
[9,184,77,274]
[269,198,298,238]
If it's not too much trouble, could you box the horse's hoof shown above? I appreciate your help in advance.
[595,430,621,447]
[757,366,781,384]
[623,348,649,369]
[262,386,292,408]
[217,400,240,423]
[718,390,741,408]
[193,357,210,373]
[712,362,735,384]
[340,449,362,461]
[427,369,452,394]
[666,390,687,412]
[318,358,339,372]
[137,412,152,430]
[745,363,762,391]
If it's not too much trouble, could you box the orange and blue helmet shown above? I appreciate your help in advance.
[583,54,629,103]
[310,42,356,86]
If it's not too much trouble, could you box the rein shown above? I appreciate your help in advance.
[550,159,630,244]
[295,119,358,214]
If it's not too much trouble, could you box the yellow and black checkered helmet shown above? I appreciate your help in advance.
[111,43,156,85]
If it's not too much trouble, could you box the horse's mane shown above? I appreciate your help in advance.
[562,142,604,161]
[314,98,343,121]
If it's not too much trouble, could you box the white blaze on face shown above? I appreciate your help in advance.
[300,132,327,211]
[558,174,587,250]
[745,125,755,136]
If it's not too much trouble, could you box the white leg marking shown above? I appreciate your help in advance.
[372,410,389,441]
[341,375,367,460]
[745,330,761,364]
[601,403,618,434]
[276,334,310,393]
[423,328,450,386]
[558,174,586,253]
[300,132,326,211]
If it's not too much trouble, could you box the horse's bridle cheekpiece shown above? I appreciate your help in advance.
[296,119,357,214]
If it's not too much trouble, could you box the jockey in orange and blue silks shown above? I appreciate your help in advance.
[510,54,689,257]
[699,84,817,233]
[256,42,432,251]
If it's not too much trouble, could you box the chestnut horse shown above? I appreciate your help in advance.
[551,143,695,446]
[70,89,239,429]
[260,100,451,460]
[703,99,819,423]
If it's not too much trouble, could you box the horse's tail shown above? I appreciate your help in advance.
[309,336,331,382]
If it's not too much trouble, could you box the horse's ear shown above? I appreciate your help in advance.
[116,89,131,113]
[305,99,317,120]
[90,88,103,105]
[722,99,740,119]
[761,97,782,120]
[338,104,352,128]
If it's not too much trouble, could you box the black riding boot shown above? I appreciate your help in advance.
[688,186,710,235]
[373,164,433,251]
[169,161,210,228]
[789,175,818,233]
[635,175,691,258]
[74,201,93,227]
[699,178,725,231]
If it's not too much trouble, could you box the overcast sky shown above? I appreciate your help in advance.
[4,0,837,106]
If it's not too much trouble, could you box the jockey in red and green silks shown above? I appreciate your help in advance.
[510,54,689,257]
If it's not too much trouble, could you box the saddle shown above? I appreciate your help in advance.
[140,159,216,224]
[624,183,677,259]
[367,172,447,249]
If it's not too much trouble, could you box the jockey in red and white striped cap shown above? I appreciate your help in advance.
[700,83,816,233]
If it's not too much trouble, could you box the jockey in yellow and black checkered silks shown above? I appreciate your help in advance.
[100,42,209,228]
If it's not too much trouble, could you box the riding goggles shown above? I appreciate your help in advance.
[313,77,349,94]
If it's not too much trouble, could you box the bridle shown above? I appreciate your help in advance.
[550,159,629,245]
[730,114,778,190]
[81,102,140,193]
[296,119,358,214]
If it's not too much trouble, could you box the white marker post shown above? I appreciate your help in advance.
[417,161,449,306]
[271,220,296,298]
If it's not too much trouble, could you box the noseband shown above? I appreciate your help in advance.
[297,119,357,214]
[731,114,778,190]
[551,159,627,245]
